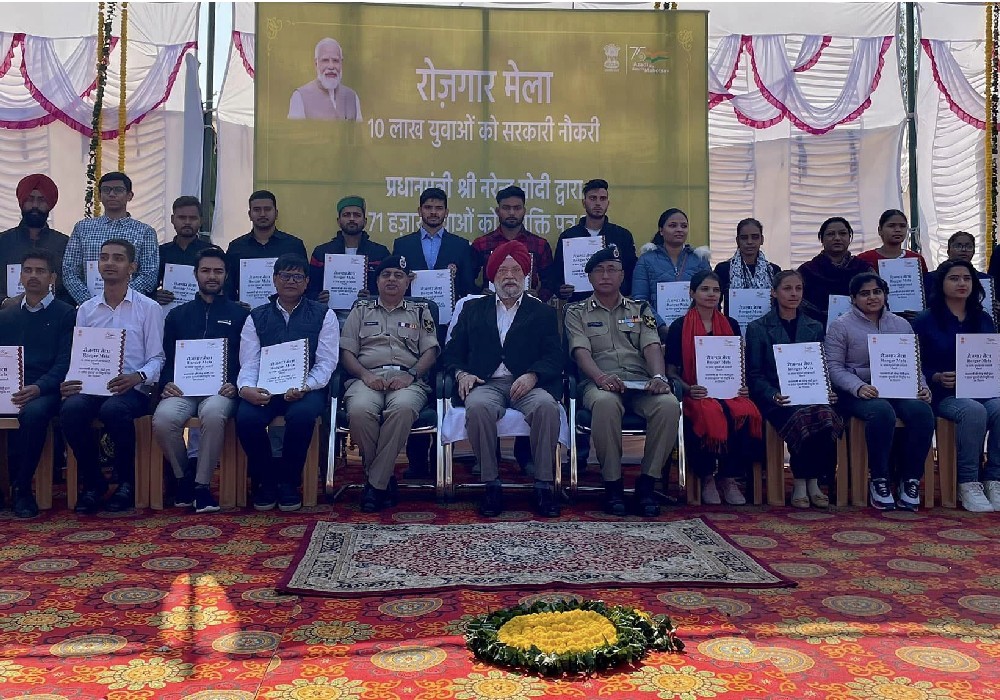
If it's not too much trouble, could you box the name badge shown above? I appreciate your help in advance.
[363,321,380,326]
[587,322,603,328]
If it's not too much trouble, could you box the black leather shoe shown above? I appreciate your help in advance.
[75,490,101,514]
[403,463,430,479]
[13,489,39,519]
[478,482,504,517]
[603,479,627,517]
[105,482,134,512]
[534,484,561,518]
[360,482,386,513]
[634,474,661,518]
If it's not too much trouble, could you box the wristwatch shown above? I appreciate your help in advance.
[652,374,667,383]
[136,370,148,384]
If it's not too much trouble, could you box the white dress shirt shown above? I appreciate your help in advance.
[237,302,340,392]
[75,287,165,391]
[22,291,54,312]
[492,294,522,379]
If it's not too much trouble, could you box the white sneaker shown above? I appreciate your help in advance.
[701,477,722,505]
[983,481,1000,510]
[964,482,997,512]
[719,478,747,506]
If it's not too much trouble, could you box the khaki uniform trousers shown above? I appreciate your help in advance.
[582,385,681,481]
[346,375,429,490]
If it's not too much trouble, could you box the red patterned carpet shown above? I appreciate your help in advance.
[1,494,998,700]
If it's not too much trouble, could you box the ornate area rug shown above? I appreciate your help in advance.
[278,517,793,596]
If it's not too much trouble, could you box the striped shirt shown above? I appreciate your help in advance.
[63,215,159,304]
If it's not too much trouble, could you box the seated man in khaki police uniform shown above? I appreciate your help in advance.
[340,255,439,512]
[564,245,680,517]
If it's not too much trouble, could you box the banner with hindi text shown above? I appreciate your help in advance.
[255,4,708,253]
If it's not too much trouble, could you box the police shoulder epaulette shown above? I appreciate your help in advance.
[352,298,372,309]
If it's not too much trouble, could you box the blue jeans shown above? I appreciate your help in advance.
[235,391,326,489]
[936,397,1000,484]
[838,393,933,481]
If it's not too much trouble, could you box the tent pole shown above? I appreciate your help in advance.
[905,1,920,253]
[202,1,217,233]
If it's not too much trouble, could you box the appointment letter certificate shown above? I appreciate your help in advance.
[86,260,104,297]
[694,335,743,400]
[239,257,278,309]
[878,258,924,313]
[562,237,604,293]
[67,327,125,396]
[259,338,309,394]
[324,254,367,310]
[161,264,197,317]
[827,294,853,331]
[410,268,455,324]
[174,338,226,396]
[867,333,919,399]
[656,282,689,328]
[5,265,24,297]
[0,346,23,415]
[956,334,1000,399]
[774,342,830,406]
[728,288,770,333]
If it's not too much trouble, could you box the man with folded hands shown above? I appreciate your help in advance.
[340,255,439,512]
[564,245,680,517]
[443,240,563,518]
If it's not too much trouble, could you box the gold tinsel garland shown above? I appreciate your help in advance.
[117,2,128,172]
[988,4,998,267]
[86,3,115,217]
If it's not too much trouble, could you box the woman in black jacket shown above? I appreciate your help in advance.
[745,270,843,508]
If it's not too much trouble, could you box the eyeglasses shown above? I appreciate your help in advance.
[951,244,976,252]
[276,272,306,283]
[99,186,127,195]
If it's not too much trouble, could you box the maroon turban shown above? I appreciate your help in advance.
[16,174,58,209]
[486,240,531,282]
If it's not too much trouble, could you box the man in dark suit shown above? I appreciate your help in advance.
[443,240,563,518]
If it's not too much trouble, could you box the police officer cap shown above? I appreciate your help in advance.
[376,254,408,275]
[584,245,622,273]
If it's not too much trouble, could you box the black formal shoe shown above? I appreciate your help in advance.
[13,489,39,519]
[403,463,430,480]
[75,490,101,515]
[478,482,504,517]
[361,483,387,513]
[253,483,277,511]
[278,483,302,512]
[634,474,661,518]
[603,479,627,517]
[105,482,134,512]
[534,484,561,518]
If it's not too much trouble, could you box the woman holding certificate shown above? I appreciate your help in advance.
[913,260,1000,512]
[665,270,762,505]
[824,272,934,511]
[745,271,844,508]
[632,208,711,343]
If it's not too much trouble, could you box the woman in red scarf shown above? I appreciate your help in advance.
[665,270,762,505]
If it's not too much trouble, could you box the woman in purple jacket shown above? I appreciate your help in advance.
[824,272,934,511]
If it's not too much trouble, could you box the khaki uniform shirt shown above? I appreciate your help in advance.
[340,298,438,386]
[564,294,660,388]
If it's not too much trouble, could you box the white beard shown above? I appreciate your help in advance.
[318,75,341,92]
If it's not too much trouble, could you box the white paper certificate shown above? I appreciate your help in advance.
[86,260,104,297]
[67,326,125,396]
[0,346,23,415]
[695,335,743,400]
[259,338,309,394]
[239,257,278,309]
[878,257,924,313]
[728,288,771,333]
[161,264,197,317]
[656,281,689,328]
[173,338,226,396]
[956,334,1000,399]
[827,294,853,330]
[324,254,367,310]
[867,333,919,399]
[410,269,455,324]
[562,236,604,293]
[774,342,830,406]
[5,264,24,297]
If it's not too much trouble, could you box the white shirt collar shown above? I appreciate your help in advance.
[496,293,524,312]
[21,291,54,311]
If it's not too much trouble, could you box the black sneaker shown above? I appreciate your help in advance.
[896,479,921,512]
[13,489,39,519]
[105,482,134,512]
[253,483,277,511]
[869,478,896,511]
[174,476,195,508]
[74,489,101,515]
[278,483,302,512]
[193,486,220,514]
